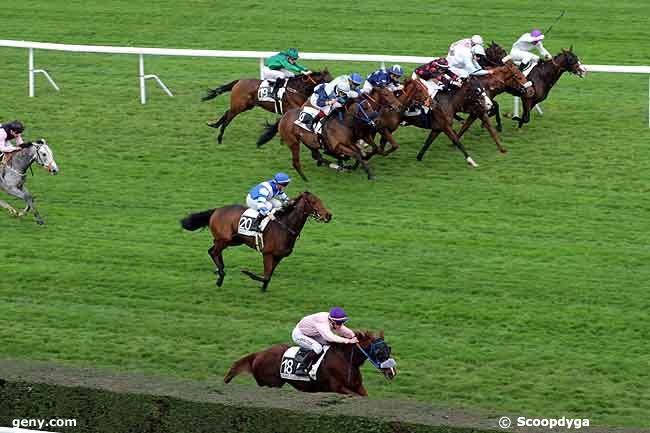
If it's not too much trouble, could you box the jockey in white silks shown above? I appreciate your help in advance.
[0,121,25,161]
[446,44,491,80]
[448,34,485,57]
[245,172,291,232]
[510,29,552,76]
[309,74,360,116]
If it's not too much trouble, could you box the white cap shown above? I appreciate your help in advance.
[471,45,486,56]
[471,34,484,45]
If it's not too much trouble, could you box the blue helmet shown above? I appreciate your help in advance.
[273,172,291,185]
[389,64,404,77]
[349,72,363,86]
[328,306,349,324]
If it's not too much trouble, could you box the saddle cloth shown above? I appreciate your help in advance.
[237,208,273,237]
[280,346,330,381]
[294,106,321,133]
[258,79,287,102]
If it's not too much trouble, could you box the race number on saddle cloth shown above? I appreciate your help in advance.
[295,74,360,134]
[242,172,291,235]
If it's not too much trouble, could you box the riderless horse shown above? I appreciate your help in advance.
[0,139,59,225]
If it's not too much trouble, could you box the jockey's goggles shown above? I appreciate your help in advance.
[329,318,348,326]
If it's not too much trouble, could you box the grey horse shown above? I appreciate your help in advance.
[0,139,59,225]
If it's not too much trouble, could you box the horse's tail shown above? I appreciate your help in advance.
[180,209,215,231]
[257,120,280,147]
[202,80,239,101]
[224,352,257,383]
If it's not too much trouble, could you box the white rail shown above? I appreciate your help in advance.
[1,39,649,125]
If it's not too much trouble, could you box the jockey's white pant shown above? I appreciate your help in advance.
[411,72,442,99]
[262,67,295,81]
[292,326,326,354]
[308,94,340,116]
[510,49,539,66]
[246,194,282,216]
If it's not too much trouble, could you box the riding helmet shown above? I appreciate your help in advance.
[273,172,291,185]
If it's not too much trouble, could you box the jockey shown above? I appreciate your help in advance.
[263,48,311,98]
[0,120,26,161]
[245,172,291,232]
[306,74,360,132]
[413,58,457,101]
[291,307,359,367]
[446,43,493,81]
[448,34,485,57]
[510,29,552,76]
[361,65,403,95]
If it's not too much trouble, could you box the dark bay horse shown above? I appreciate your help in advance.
[256,87,401,181]
[0,139,59,225]
[180,191,332,292]
[410,63,533,163]
[453,59,535,153]
[486,43,587,128]
[202,70,332,143]
[224,330,396,396]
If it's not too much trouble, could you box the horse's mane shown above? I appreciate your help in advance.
[274,191,311,218]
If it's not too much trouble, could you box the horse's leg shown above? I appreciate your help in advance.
[241,254,281,292]
[492,101,502,132]
[416,130,441,161]
[0,199,19,216]
[290,139,309,182]
[351,144,375,180]
[216,110,238,144]
[309,148,330,167]
[209,240,228,287]
[355,383,368,397]
[379,130,400,156]
[442,125,478,167]
[480,113,507,153]
[6,186,44,225]
[456,113,478,140]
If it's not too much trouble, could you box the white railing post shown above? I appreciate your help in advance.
[260,57,264,80]
[513,97,519,117]
[648,76,649,128]
[139,54,146,104]
[28,48,35,97]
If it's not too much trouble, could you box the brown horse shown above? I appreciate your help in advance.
[256,87,402,181]
[453,60,535,153]
[180,191,332,292]
[224,330,396,396]
[486,43,587,128]
[374,78,431,156]
[203,70,332,143]
[411,63,533,163]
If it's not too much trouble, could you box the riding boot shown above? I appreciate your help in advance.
[271,79,282,99]
[251,214,265,232]
[302,350,320,370]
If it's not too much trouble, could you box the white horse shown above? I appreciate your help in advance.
[0,139,59,225]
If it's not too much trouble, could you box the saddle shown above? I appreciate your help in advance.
[258,79,287,113]
[280,346,330,381]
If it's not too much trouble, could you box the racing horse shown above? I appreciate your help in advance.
[256,87,402,181]
[0,139,59,225]
[485,43,587,128]
[180,191,332,292]
[224,330,396,396]
[202,70,332,143]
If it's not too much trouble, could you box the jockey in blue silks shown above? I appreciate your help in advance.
[360,64,404,95]
[303,73,362,132]
[246,172,291,232]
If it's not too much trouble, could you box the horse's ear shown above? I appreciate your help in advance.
[569,44,574,52]
[379,329,385,339]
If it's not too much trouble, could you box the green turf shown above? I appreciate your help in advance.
[2,0,650,428]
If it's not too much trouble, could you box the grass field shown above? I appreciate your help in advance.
[2,0,650,428]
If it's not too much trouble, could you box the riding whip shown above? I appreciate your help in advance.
[544,10,566,35]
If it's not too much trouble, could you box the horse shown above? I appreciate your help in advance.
[486,43,587,128]
[202,70,332,143]
[256,87,402,181]
[452,59,535,153]
[224,330,396,396]
[400,75,493,166]
[180,191,332,292]
[0,139,59,225]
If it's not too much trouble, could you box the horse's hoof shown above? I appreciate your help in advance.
[36,220,45,225]
[466,156,478,168]
[216,280,224,287]
[500,148,508,154]
[496,126,503,132]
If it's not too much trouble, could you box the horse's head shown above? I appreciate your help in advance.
[498,62,535,97]
[356,330,397,380]
[371,86,402,112]
[31,139,59,175]
[558,47,587,78]
[403,78,430,107]
[485,41,509,65]
[295,191,332,222]
[308,68,332,85]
